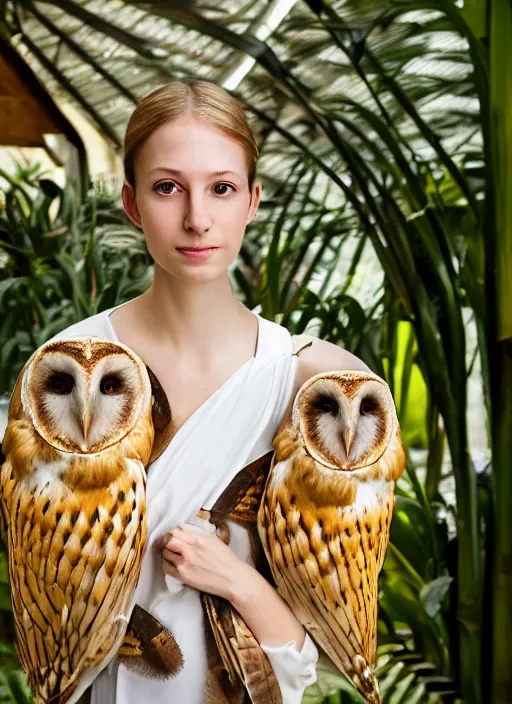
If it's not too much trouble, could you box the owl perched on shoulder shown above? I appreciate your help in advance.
[0,336,171,704]
[197,365,405,704]
[258,369,406,704]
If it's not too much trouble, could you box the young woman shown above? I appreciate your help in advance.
[52,79,370,703]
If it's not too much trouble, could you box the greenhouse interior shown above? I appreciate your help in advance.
[0,1,510,703]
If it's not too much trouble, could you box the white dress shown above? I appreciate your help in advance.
[49,302,319,704]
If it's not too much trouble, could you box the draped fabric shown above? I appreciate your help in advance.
[50,304,318,703]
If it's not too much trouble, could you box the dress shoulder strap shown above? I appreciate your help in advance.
[291,333,317,357]
[257,316,293,358]
[256,316,318,359]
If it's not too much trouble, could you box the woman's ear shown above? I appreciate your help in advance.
[246,181,262,225]
[122,182,142,228]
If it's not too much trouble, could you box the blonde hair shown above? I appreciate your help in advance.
[124,79,259,190]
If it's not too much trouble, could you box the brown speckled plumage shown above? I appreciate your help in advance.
[199,451,282,703]
[0,336,171,704]
[258,371,406,704]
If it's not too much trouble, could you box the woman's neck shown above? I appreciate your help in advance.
[133,265,251,360]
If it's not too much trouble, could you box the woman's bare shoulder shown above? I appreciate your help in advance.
[294,337,371,393]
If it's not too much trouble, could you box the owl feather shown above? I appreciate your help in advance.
[258,370,406,704]
[0,336,171,704]
[199,451,282,703]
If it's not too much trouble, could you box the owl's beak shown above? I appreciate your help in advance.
[341,424,356,460]
[81,409,92,447]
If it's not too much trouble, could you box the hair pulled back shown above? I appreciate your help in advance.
[124,79,259,190]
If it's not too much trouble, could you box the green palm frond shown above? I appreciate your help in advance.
[0,165,152,392]
[2,0,508,701]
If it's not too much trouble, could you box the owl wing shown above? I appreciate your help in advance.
[203,593,282,703]
[0,448,147,704]
[118,603,184,680]
[199,451,282,704]
[258,456,397,704]
[145,365,173,464]
[208,450,274,530]
[0,359,28,545]
[0,442,6,544]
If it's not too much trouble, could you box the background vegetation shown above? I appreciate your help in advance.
[1,0,510,703]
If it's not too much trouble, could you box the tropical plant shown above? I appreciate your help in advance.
[178,4,496,702]
[0,0,508,702]
[0,551,31,704]
[0,163,152,394]
[481,1,512,702]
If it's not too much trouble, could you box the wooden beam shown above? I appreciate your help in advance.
[0,37,89,194]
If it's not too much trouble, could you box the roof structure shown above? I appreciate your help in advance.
[1,0,291,149]
[0,1,480,171]
[0,36,81,149]
[0,34,88,185]
[0,0,482,291]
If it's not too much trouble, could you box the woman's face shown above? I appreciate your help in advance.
[122,116,261,284]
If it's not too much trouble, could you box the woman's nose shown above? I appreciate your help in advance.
[183,191,213,234]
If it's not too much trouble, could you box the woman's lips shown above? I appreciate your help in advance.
[176,247,220,260]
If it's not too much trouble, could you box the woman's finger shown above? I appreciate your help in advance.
[162,559,181,579]
[163,535,186,553]
[162,547,184,565]
[157,533,172,549]
[172,526,205,547]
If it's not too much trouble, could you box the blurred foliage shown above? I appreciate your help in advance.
[0,549,30,703]
[0,0,507,702]
[0,164,465,704]
[0,162,152,393]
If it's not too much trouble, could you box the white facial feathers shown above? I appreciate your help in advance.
[85,356,143,447]
[293,373,396,471]
[23,339,150,454]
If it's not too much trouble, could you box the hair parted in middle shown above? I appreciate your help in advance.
[123,78,260,191]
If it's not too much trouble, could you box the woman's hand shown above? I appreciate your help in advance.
[161,525,254,601]
[161,524,306,650]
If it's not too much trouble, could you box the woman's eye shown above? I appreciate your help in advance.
[155,182,177,195]
[213,183,234,196]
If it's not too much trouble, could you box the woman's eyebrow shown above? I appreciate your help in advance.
[149,167,242,178]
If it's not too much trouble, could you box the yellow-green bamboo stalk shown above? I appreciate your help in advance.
[488,1,512,701]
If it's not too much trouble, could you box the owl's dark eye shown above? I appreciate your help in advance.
[100,375,124,395]
[313,394,339,415]
[47,373,74,395]
[360,397,378,415]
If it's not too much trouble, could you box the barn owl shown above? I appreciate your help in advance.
[0,336,172,704]
[257,370,406,704]
[197,453,283,703]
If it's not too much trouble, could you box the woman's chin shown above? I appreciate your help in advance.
[152,250,236,284]
[165,263,228,285]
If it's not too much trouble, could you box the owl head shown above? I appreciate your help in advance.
[292,371,398,471]
[20,336,152,454]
